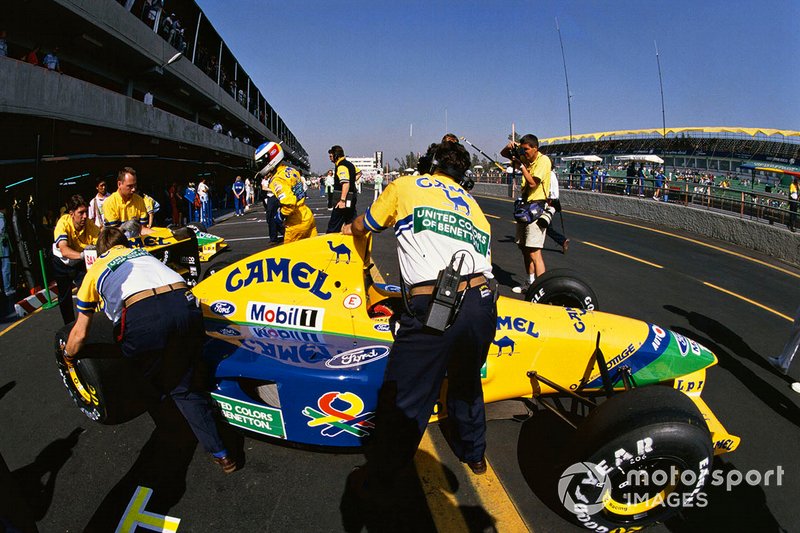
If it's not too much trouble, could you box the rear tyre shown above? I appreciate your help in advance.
[55,316,152,424]
[559,386,712,530]
[203,253,249,280]
[525,269,598,310]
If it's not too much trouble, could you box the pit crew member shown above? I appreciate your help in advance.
[64,227,238,473]
[327,145,358,233]
[102,167,153,235]
[52,194,99,324]
[343,140,497,485]
[255,142,317,243]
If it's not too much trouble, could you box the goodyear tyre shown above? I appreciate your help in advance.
[55,316,152,424]
[559,386,712,531]
[525,269,598,311]
[202,252,249,280]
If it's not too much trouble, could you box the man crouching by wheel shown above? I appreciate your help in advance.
[63,226,239,473]
[342,140,497,493]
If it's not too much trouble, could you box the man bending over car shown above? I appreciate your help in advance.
[63,227,238,474]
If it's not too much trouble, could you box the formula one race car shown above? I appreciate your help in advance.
[55,234,740,531]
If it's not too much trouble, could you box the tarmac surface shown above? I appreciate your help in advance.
[1,186,799,532]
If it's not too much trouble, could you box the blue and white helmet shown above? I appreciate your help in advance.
[254,141,284,176]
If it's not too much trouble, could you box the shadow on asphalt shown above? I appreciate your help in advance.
[8,427,84,524]
[664,305,800,428]
[0,381,15,401]
[338,448,495,533]
[83,400,243,531]
[664,458,783,532]
[490,262,518,290]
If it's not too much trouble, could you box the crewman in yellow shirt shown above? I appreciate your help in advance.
[103,167,152,235]
[52,194,99,323]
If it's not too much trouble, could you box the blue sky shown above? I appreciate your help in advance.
[196,0,799,173]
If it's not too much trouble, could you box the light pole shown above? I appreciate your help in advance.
[556,17,573,142]
[655,40,667,177]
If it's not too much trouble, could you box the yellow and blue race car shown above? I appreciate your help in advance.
[56,233,739,531]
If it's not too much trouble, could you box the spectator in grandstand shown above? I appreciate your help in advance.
[600,168,608,193]
[21,45,41,66]
[591,166,598,192]
[143,90,154,106]
[625,162,636,196]
[637,164,648,197]
[579,164,587,190]
[789,175,799,233]
[212,122,223,134]
[88,177,110,227]
[653,167,665,200]
[0,30,7,58]
[160,12,174,41]
[42,47,62,73]
[500,134,551,294]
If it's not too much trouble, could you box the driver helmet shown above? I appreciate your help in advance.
[255,142,284,176]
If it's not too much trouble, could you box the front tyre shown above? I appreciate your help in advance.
[559,387,713,531]
[525,268,599,311]
[55,319,151,424]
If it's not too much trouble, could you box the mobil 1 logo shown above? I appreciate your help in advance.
[246,302,325,332]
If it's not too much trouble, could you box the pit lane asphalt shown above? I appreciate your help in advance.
[1,187,798,532]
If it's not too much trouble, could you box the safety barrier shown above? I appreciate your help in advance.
[470,182,800,268]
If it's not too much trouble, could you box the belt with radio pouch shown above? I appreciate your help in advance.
[400,253,472,333]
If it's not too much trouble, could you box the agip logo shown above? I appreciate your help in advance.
[302,391,375,438]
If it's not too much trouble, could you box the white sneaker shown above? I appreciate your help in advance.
[511,283,530,294]
[792,382,800,394]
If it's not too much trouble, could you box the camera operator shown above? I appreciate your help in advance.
[500,134,552,294]
[342,140,497,491]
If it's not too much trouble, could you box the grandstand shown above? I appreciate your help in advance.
[540,127,800,178]
[2,0,308,216]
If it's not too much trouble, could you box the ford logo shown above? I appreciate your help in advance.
[325,345,390,369]
[210,301,236,316]
[373,323,391,333]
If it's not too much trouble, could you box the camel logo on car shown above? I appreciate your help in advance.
[325,346,390,369]
[492,335,515,356]
[302,391,375,438]
[210,301,236,316]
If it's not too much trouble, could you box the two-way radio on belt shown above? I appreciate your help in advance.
[459,137,507,173]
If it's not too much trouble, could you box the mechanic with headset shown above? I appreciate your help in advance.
[255,141,317,243]
[63,226,238,473]
[327,145,359,233]
[52,194,100,324]
[342,140,497,489]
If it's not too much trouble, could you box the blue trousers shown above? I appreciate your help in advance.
[118,289,225,454]
[234,196,242,215]
[365,285,497,481]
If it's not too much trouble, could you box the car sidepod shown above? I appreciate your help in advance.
[194,234,394,447]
